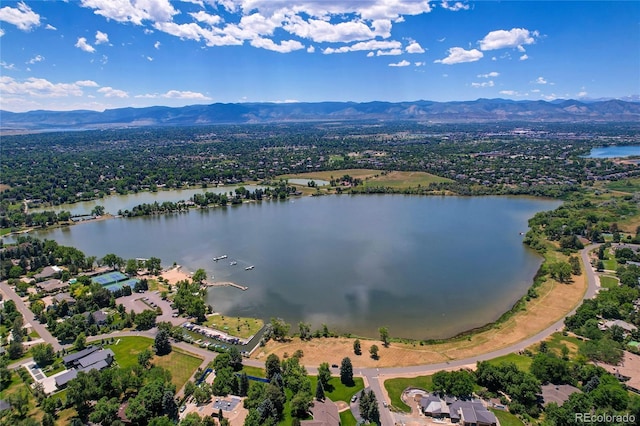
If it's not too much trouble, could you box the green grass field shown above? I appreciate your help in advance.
[242,365,266,378]
[339,409,358,426]
[490,408,524,426]
[599,275,619,289]
[105,336,153,369]
[543,332,586,358]
[309,376,364,403]
[204,314,264,339]
[153,348,203,390]
[279,169,452,190]
[486,353,532,371]
[383,375,433,413]
[606,178,640,194]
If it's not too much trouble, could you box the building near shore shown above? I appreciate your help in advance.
[420,393,497,426]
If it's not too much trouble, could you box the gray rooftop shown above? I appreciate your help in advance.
[62,345,99,365]
[77,348,114,369]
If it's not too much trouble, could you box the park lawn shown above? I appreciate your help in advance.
[153,348,203,390]
[490,408,524,426]
[339,409,358,426]
[204,314,264,339]
[602,259,618,271]
[0,228,12,236]
[309,376,365,403]
[360,170,453,188]
[105,336,153,369]
[384,375,433,413]
[487,353,532,371]
[605,178,640,194]
[242,365,266,378]
[542,333,586,358]
[600,275,619,289]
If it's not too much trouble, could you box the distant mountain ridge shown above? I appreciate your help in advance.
[2,98,640,131]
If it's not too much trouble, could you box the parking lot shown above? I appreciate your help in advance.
[117,290,185,326]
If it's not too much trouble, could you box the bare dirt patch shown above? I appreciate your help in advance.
[254,274,587,368]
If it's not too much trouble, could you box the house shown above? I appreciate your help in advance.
[600,319,638,334]
[301,398,340,426]
[34,266,62,280]
[598,351,640,394]
[76,349,114,370]
[92,311,108,325]
[540,384,582,406]
[420,394,497,426]
[54,369,78,389]
[35,279,68,294]
[62,345,100,368]
[53,292,76,305]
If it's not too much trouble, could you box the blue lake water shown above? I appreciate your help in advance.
[587,146,640,158]
[16,194,561,339]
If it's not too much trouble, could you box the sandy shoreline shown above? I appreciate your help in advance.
[160,265,192,285]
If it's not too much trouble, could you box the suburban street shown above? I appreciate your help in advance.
[2,243,600,425]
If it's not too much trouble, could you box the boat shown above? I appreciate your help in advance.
[213,255,228,261]
[230,261,237,266]
[245,265,254,270]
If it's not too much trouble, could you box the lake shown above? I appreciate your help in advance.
[18,194,561,339]
[587,146,640,158]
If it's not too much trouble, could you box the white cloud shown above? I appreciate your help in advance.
[389,59,410,67]
[406,41,425,54]
[577,91,588,98]
[146,56,154,61]
[98,86,129,98]
[471,80,494,88]
[376,49,402,56]
[250,37,304,53]
[479,28,538,51]
[0,76,86,97]
[75,80,99,87]
[1,61,15,70]
[535,76,547,84]
[366,51,374,57]
[477,71,499,78]
[45,24,57,31]
[519,54,528,61]
[414,61,425,66]
[434,47,483,64]
[135,90,212,100]
[283,15,388,43]
[95,30,109,45]
[0,29,4,37]
[27,55,44,64]
[190,11,222,26]
[499,90,528,97]
[441,1,469,11]
[307,45,315,53]
[0,1,40,31]
[323,40,401,54]
[531,89,540,93]
[154,41,161,49]
[75,37,96,53]
[81,0,179,25]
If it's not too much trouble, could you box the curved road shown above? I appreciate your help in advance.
[4,245,600,426]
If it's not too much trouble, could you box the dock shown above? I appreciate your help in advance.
[203,281,248,291]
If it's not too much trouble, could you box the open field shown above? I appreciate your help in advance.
[106,336,153,369]
[339,410,358,426]
[605,178,640,194]
[542,332,585,358]
[254,262,587,368]
[384,375,433,412]
[152,348,203,390]
[486,353,532,371]
[204,314,264,339]
[280,169,452,189]
[599,275,620,289]
[242,365,266,378]
[309,376,364,403]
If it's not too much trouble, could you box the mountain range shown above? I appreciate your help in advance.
[2,98,640,131]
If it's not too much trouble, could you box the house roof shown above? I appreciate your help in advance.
[36,279,68,292]
[603,319,638,332]
[77,349,114,369]
[62,346,99,365]
[34,266,62,279]
[55,369,78,387]
[0,400,10,411]
[540,384,582,406]
[92,311,108,323]
[301,398,340,426]
[53,292,75,304]
[598,351,640,393]
[79,359,109,373]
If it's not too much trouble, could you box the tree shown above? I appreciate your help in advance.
[340,357,353,386]
[315,379,325,401]
[353,339,362,355]
[290,391,312,419]
[238,371,250,397]
[146,257,162,275]
[89,397,120,426]
[126,258,139,275]
[192,268,207,284]
[379,327,390,347]
[154,329,172,355]
[138,348,153,368]
[8,339,24,359]
[298,322,311,340]
[359,389,380,424]
[32,343,55,367]
[265,354,281,381]
[269,317,290,341]
[550,261,573,283]
[317,362,332,390]
[73,332,86,351]
[91,205,105,216]
[136,309,157,330]
[370,344,379,359]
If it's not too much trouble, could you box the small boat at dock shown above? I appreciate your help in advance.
[213,255,228,261]
[245,265,254,270]
[230,261,237,266]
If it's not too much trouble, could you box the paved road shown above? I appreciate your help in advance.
[0,280,62,352]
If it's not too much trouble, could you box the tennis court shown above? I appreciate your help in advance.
[91,271,127,286]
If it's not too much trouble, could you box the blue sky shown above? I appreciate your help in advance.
[0,1,638,112]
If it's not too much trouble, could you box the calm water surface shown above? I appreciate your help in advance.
[587,146,640,158]
[22,195,561,339]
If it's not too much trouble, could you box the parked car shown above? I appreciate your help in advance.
[351,395,357,403]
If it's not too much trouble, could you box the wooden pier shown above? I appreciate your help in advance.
[204,281,248,291]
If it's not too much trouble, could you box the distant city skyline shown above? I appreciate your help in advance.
[0,1,638,112]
